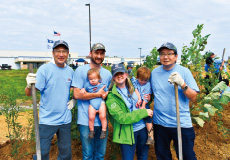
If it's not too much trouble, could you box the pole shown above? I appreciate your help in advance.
[174,84,183,160]
[138,48,142,65]
[85,3,91,51]
[29,64,41,160]
[218,48,225,80]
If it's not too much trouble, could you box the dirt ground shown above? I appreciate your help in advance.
[0,103,230,160]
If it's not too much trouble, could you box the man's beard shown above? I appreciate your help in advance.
[91,57,104,65]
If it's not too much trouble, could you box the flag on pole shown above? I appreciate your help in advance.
[54,31,61,36]
[47,39,54,43]
[47,44,52,49]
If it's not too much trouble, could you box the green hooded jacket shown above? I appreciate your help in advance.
[105,85,149,145]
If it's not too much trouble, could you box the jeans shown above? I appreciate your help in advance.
[33,123,72,160]
[120,127,149,160]
[154,124,197,160]
[78,124,108,160]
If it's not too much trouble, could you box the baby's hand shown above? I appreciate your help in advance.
[80,88,86,94]
[136,98,142,108]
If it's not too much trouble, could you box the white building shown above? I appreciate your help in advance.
[0,50,78,69]
[0,50,151,69]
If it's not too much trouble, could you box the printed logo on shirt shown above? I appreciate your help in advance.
[111,102,116,109]
[93,87,98,92]
[67,78,71,82]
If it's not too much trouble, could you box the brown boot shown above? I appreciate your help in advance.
[100,130,106,139]
[146,127,154,145]
[88,131,94,139]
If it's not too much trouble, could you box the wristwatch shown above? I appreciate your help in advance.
[182,85,188,91]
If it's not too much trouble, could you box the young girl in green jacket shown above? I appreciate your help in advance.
[106,64,153,160]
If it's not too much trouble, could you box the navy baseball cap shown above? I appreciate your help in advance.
[53,40,69,50]
[157,42,177,55]
[111,63,127,77]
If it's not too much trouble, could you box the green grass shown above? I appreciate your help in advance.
[0,69,38,102]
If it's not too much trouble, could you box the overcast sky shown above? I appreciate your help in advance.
[0,0,229,59]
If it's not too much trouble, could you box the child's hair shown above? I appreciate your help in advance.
[109,77,134,96]
[87,68,101,80]
[222,79,229,86]
[137,66,151,80]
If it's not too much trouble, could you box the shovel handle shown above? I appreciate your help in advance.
[29,64,41,160]
[174,84,183,160]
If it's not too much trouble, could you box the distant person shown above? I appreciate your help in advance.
[106,63,153,160]
[205,52,226,94]
[127,64,134,77]
[25,40,74,160]
[71,43,112,159]
[80,68,108,139]
[131,66,154,145]
[151,42,199,160]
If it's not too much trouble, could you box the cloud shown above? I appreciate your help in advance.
[0,0,229,60]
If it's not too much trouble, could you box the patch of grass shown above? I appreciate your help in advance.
[0,69,40,103]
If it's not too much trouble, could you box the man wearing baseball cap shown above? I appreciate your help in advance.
[71,43,112,159]
[150,42,199,159]
[25,40,74,159]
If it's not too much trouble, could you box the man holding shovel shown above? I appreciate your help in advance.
[25,40,74,160]
[150,42,199,160]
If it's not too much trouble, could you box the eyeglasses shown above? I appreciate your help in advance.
[159,53,175,57]
[54,49,68,55]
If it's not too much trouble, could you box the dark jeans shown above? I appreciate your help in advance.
[154,124,197,160]
[33,123,72,160]
[120,127,149,160]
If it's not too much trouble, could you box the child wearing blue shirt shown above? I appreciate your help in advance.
[131,66,154,145]
[80,68,108,139]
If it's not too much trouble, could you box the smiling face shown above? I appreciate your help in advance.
[159,48,178,70]
[88,72,100,86]
[52,45,69,68]
[90,49,105,65]
[113,72,128,88]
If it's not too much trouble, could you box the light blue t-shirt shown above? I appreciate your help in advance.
[84,82,108,110]
[71,64,112,126]
[151,64,199,128]
[35,62,74,125]
[131,77,152,103]
[117,87,145,132]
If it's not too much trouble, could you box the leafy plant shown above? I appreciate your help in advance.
[143,47,159,70]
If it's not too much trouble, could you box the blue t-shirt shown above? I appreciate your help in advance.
[84,82,108,110]
[131,77,152,103]
[35,62,74,125]
[117,87,145,132]
[205,59,227,73]
[71,64,112,126]
[151,64,199,128]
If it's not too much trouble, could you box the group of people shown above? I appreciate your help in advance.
[25,40,200,160]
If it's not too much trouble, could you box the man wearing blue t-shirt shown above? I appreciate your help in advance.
[71,43,112,159]
[150,42,199,160]
[25,40,74,159]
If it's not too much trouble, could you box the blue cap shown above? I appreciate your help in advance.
[111,63,127,77]
[53,40,69,50]
[158,42,177,55]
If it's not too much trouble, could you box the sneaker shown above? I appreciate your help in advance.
[88,131,94,139]
[100,130,106,139]
[146,136,154,145]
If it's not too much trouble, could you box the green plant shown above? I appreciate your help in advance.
[143,47,159,70]
[0,88,23,159]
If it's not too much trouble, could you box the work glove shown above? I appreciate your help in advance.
[168,72,184,87]
[67,99,77,110]
[26,73,37,89]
